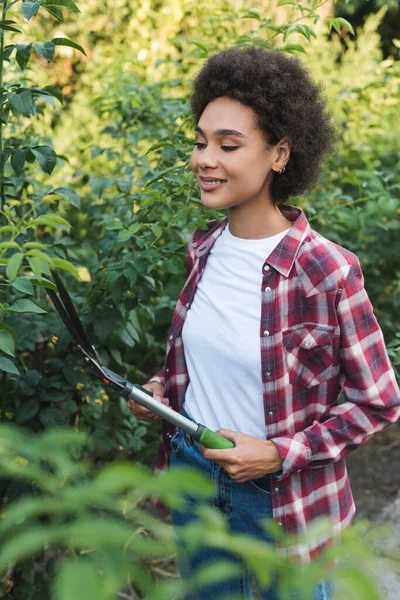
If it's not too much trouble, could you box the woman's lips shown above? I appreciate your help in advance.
[199,178,227,192]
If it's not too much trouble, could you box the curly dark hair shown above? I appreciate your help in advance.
[190,46,336,205]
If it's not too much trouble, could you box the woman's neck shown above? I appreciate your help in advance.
[227,198,292,240]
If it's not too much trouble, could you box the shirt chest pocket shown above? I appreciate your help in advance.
[282,324,336,388]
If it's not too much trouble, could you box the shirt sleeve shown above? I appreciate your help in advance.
[271,257,400,479]
[146,367,166,388]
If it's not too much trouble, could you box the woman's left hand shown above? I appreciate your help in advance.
[200,429,283,483]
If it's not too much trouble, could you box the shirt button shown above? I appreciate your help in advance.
[304,340,311,347]
[268,410,274,416]
[278,521,283,526]
[274,487,279,492]
[266,371,271,377]
[185,303,190,308]
[169,335,173,340]
[264,265,270,271]
[264,287,272,292]
[263,330,270,336]
[166,368,170,373]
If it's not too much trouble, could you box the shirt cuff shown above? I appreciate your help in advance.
[270,432,312,480]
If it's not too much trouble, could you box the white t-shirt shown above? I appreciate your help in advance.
[182,224,290,438]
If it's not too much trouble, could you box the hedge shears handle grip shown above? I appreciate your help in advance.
[121,380,235,450]
[194,424,235,449]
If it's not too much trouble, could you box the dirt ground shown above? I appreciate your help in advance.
[346,421,400,521]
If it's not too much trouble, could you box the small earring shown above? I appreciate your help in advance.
[278,166,286,175]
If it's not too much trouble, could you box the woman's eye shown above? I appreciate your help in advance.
[193,142,239,152]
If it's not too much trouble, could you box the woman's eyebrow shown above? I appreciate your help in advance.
[195,126,246,138]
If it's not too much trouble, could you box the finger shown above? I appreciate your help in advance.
[201,447,236,463]
[126,401,161,421]
[216,428,241,443]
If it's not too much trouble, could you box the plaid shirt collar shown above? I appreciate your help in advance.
[191,205,311,278]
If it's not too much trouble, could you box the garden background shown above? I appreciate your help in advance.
[0,0,399,599]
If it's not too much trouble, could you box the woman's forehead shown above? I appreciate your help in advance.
[197,97,258,134]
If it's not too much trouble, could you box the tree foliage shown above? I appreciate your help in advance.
[0,0,399,596]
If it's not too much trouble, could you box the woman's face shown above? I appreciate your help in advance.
[190,96,288,211]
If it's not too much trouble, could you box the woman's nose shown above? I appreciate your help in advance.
[197,145,218,168]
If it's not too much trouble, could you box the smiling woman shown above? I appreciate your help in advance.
[190,96,292,238]
[127,46,400,600]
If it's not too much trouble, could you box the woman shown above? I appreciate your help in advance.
[127,47,400,600]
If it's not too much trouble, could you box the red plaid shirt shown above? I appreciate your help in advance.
[149,205,400,561]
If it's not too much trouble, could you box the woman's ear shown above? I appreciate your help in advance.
[273,138,291,173]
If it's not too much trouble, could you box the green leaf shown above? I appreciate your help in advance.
[16,399,39,423]
[51,258,79,278]
[20,90,36,115]
[29,214,70,228]
[16,43,32,70]
[393,39,400,49]
[0,23,22,33]
[34,41,55,62]
[242,8,262,20]
[28,257,42,278]
[0,241,20,249]
[51,187,80,209]
[7,93,24,114]
[0,356,19,375]
[4,44,16,60]
[22,2,41,21]
[55,560,106,600]
[44,5,64,20]
[336,17,354,35]
[327,18,341,34]
[11,149,26,175]
[52,37,87,56]
[31,146,57,175]
[41,0,79,13]
[283,44,306,54]
[25,249,53,265]
[22,242,48,251]
[117,229,133,243]
[6,252,23,282]
[41,85,63,103]
[0,330,15,357]
[151,224,162,238]
[0,149,12,170]
[8,299,46,314]
[0,323,17,340]
[11,277,35,296]
[8,91,35,115]
[30,277,56,291]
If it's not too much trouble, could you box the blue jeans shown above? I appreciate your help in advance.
[170,407,334,600]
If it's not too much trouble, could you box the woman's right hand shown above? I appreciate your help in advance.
[126,381,170,422]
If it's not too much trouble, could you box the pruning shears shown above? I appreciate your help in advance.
[47,270,235,450]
